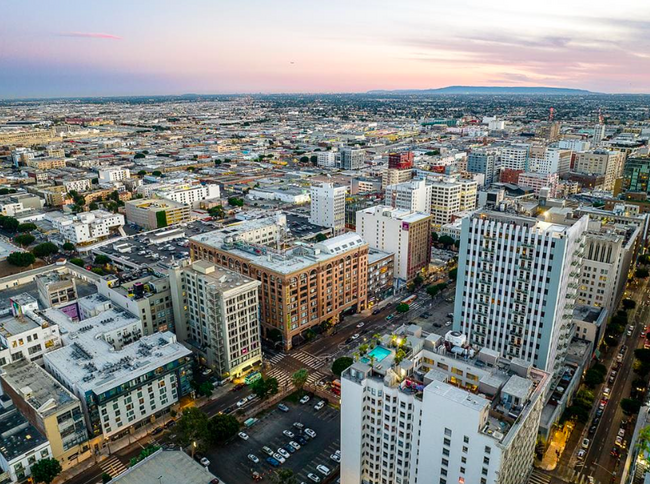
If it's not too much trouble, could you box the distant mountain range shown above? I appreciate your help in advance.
[367,86,597,95]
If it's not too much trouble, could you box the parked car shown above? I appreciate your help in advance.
[293,422,305,430]
[239,432,249,440]
[266,457,280,467]
[314,400,325,411]
[284,444,296,454]
[296,436,308,446]
[277,448,290,459]
[356,322,365,328]
[283,430,295,438]
[248,454,260,464]
[273,453,286,464]
[289,440,301,450]
[581,438,590,449]
[577,449,586,460]
[351,333,360,340]
[618,428,625,438]
[300,395,311,404]
[236,398,248,408]
[330,452,341,463]
[151,426,164,436]
[305,428,317,438]
[307,473,321,483]
[200,457,211,467]
[316,465,331,476]
[278,403,290,412]
[372,308,381,315]
[262,446,274,456]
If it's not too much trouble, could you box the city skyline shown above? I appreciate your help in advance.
[2,0,650,98]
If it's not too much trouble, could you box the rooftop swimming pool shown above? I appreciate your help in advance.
[361,345,392,364]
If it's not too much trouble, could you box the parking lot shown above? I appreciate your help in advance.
[206,398,340,483]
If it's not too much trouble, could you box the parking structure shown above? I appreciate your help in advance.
[206,398,340,483]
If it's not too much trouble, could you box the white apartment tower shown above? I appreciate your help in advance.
[171,260,262,378]
[309,182,347,235]
[429,176,478,230]
[499,144,530,171]
[317,151,337,168]
[453,211,588,374]
[530,148,572,175]
[340,325,551,484]
[385,178,432,214]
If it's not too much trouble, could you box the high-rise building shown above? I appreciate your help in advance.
[170,260,262,378]
[340,325,551,484]
[429,176,478,230]
[356,206,432,283]
[309,182,346,235]
[124,199,190,230]
[517,172,559,197]
[530,148,572,176]
[499,144,530,171]
[573,150,625,192]
[385,178,432,214]
[467,149,499,186]
[592,124,606,146]
[388,151,414,170]
[340,148,365,170]
[382,167,413,188]
[453,211,588,374]
[317,151,337,168]
[190,228,368,349]
[623,156,650,194]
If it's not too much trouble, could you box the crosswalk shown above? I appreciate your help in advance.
[267,353,286,365]
[528,470,551,484]
[265,350,329,389]
[292,351,326,370]
[100,456,127,478]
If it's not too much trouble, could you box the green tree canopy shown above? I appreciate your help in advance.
[291,368,309,391]
[438,235,455,247]
[584,369,605,387]
[62,242,75,251]
[14,233,35,247]
[621,398,642,415]
[176,407,209,450]
[206,414,240,445]
[17,222,37,233]
[622,298,637,310]
[134,153,146,159]
[95,254,111,266]
[69,257,84,267]
[332,356,354,377]
[448,268,458,281]
[636,268,649,279]
[396,303,410,313]
[250,377,279,400]
[228,197,244,207]
[7,251,35,267]
[33,242,59,258]
[272,468,298,484]
[152,170,162,177]
[315,233,327,242]
[30,458,62,484]
[0,215,19,232]
[208,205,225,219]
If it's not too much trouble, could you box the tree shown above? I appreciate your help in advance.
[426,285,440,298]
[206,414,240,445]
[584,369,605,387]
[215,159,223,165]
[331,356,354,377]
[89,201,99,211]
[438,235,455,247]
[251,377,279,400]
[272,468,298,484]
[137,170,147,176]
[413,274,424,287]
[623,298,637,310]
[152,170,162,177]
[7,251,35,267]
[621,398,642,415]
[14,233,35,247]
[197,381,214,397]
[102,472,112,483]
[431,231,439,242]
[91,267,105,275]
[636,268,649,279]
[291,368,309,391]
[228,197,244,207]
[69,257,84,267]
[310,155,318,165]
[639,254,650,265]
[62,242,75,251]
[95,254,111,266]
[315,233,327,242]
[448,268,458,281]
[129,445,160,467]
[208,205,225,219]
[17,222,37,233]
[33,242,59,258]
[30,458,62,484]
[396,303,410,313]
[635,348,650,364]
[299,156,309,163]
[134,153,146,159]
[0,215,19,232]
[176,407,209,452]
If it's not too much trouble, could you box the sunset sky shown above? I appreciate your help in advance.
[2,0,649,98]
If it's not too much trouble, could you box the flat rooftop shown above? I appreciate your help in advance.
[0,405,47,461]
[112,449,217,484]
[1,360,79,417]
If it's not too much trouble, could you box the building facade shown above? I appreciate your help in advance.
[309,182,346,235]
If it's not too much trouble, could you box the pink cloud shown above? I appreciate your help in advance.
[59,32,122,40]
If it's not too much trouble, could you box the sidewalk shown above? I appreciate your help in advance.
[538,421,575,471]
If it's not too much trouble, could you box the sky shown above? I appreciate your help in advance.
[1,0,650,98]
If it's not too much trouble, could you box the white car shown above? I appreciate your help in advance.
[316,464,331,476]
[351,333,360,340]
[236,398,247,408]
[248,454,259,463]
[239,432,249,440]
[618,428,625,438]
[300,395,311,404]
[314,401,325,411]
[273,453,286,464]
[307,473,321,483]
[330,452,341,463]
[603,387,611,396]
[277,448,290,459]
[356,322,365,328]
[293,422,305,430]
[262,446,274,456]
[283,430,295,438]
[289,440,301,450]
[305,428,317,438]
[577,449,586,460]
[200,457,210,467]
[581,438,590,449]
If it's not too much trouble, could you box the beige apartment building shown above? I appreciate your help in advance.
[125,198,190,230]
